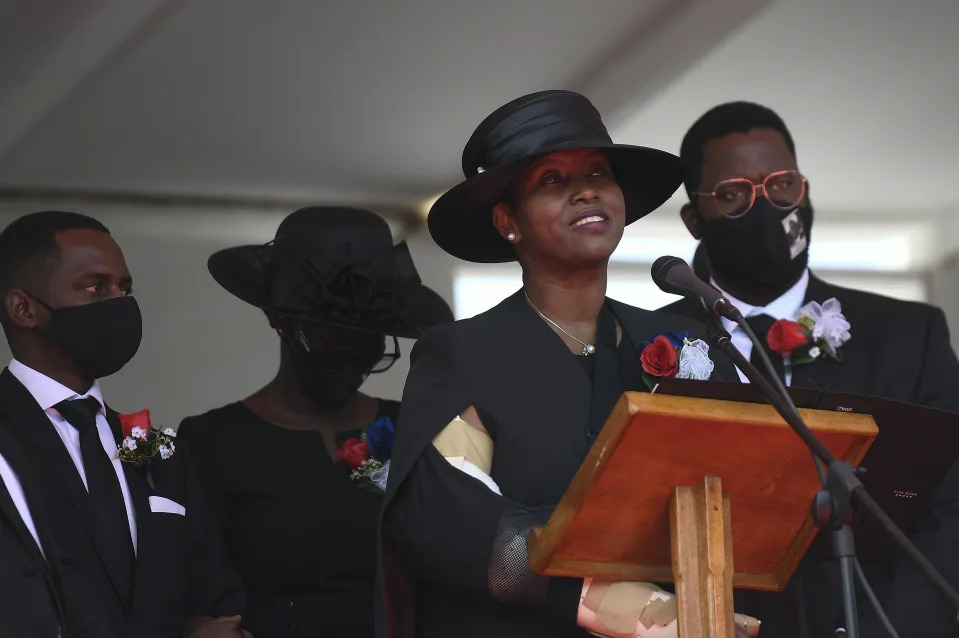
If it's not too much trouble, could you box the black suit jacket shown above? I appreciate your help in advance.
[0,369,244,638]
[0,422,65,638]
[379,291,736,637]
[661,273,959,637]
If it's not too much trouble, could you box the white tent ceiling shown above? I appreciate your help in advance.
[0,0,955,259]
[0,0,770,209]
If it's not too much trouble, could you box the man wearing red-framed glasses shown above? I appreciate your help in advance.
[662,102,959,638]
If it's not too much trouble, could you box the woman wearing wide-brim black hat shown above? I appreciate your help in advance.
[379,91,755,638]
[177,206,452,638]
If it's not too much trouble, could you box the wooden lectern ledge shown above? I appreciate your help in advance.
[527,392,877,592]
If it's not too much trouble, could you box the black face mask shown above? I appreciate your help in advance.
[698,199,814,298]
[284,329,386,411]
[30,295,142,379]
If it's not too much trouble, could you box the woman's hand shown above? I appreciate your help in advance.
[577,579,760,638]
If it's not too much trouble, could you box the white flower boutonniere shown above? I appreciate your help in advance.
[677,338,715,380]
[766,297,851,366]
[115,409,176,466]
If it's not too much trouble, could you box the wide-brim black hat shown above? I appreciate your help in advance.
[208,207,453,339]
[428,90,684,263]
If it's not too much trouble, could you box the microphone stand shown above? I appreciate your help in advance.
[703,317,959,637]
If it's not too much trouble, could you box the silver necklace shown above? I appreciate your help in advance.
[524,292,596,356]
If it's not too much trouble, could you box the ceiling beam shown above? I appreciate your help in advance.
[0,185,419,220]
[574,0,775,131]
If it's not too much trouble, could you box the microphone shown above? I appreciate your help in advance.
[651,255,743,322]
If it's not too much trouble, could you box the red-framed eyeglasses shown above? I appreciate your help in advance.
[693,169,807,218]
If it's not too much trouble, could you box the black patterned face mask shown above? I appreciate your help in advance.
[699,200,814,297]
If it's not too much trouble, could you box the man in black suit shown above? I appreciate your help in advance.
[0,211,246,637]
[662,102,959,637]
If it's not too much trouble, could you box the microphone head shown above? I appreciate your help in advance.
[651,255,688,288]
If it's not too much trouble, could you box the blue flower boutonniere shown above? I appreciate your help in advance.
[336,415,395,492]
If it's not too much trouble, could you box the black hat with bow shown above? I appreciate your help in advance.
[208,207,453,338]
[428,90,684,263]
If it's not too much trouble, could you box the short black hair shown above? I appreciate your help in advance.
[0,211,110,317]
[680,101,796,202]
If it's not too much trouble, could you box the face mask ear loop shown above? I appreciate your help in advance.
[20,290,56,313]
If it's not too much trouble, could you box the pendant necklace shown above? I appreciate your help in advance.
[524,291,596,356]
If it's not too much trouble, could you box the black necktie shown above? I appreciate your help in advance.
[55,397,134,599]
[745,314,787,386]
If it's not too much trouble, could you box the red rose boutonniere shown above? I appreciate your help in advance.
[335,416,395,492]
[337,438,369,469]
[641,335,679,377]
[115,409,176,467]
[767,319,810,355]
[638,332,715,390]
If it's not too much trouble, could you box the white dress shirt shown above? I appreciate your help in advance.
[712,269,810,386]
[0,451,46,557]
[9,359,138,553]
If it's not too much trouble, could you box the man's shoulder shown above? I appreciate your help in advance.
[811,275,944,325]
[656,296,704,320]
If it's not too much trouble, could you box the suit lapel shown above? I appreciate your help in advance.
[0,462,47,566]
[610,299,699,385]
[105,409,155,610]
[105,410,151,549]
[610,300,653,383]
[0,370,96,526]
[0,369,130,608]
[789,275,845,397]
[0,422,65,623]
[584,305,623,438]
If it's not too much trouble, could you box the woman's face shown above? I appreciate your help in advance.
[494,148,626,269]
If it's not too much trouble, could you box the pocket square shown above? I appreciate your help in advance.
[148,495,186,516]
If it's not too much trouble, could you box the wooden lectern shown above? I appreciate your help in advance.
[527,393,878,637]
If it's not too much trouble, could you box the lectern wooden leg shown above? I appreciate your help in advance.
[670,475,735,638]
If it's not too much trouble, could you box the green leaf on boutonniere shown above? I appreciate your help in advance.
[821,342,843,362]
[791,352,818,367]
[641,372,660,392]
[797,315,816,332]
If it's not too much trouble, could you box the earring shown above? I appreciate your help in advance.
[507,232,517,242]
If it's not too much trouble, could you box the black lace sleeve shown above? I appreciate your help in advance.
[384,445,581,618]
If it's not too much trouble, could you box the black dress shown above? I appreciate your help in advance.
[179,399,399,638]
[379,292,736,637]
